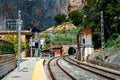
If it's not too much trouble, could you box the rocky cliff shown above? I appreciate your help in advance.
[0,0,83,31]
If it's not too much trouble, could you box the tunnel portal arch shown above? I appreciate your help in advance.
[68,47,76,55]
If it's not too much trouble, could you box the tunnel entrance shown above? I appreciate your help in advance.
[68,47,76,55]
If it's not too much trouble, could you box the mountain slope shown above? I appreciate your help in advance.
[0,0,83,31]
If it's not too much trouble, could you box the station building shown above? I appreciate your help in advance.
[0,30,32,58]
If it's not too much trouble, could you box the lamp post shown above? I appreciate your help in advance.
[30,37,33,57]
[18,10,22,71]
[100,11,105,53]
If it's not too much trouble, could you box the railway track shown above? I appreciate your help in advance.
[47,56,76,80]
[63,56,120,80]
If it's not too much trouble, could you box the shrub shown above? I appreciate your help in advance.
[112,33,119,40]
[3,34,28,54]
[54,14,66,25]
[68,11,82,26]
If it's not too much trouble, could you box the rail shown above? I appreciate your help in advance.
[63,56,120,80]
[47,56,76,80]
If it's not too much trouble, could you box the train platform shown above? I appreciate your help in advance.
[2,57,46,80]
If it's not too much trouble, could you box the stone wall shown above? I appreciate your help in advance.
[0,54,17,78]
[89,59,120,71]
[62,45,77,55]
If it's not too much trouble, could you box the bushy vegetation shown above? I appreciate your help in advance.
[68,11,83,26]
[105,35,120,48]
[54,14,66,25]
[54,11,83,26]
[40,25,79,50]
[3,34,28,55]
[112,33,119,40]
[0,40,14,55]
[83,0,120,49]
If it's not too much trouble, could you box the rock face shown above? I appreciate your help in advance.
[0,0,83,31]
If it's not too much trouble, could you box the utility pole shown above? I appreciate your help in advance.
[50,31,53,57]
[30,37,33,57]
[18,10,22,71]
[34,32,38,60]
[101,11,105,53]
[82,0,86,62]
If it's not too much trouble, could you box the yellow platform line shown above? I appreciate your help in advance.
[32,59,46,80]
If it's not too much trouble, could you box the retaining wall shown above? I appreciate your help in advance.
[0,54,17,78]
[89,59,120,71]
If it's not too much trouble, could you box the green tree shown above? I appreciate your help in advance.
[68,11,83,26]
[83,0,120,49]
[54,14,66,25]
